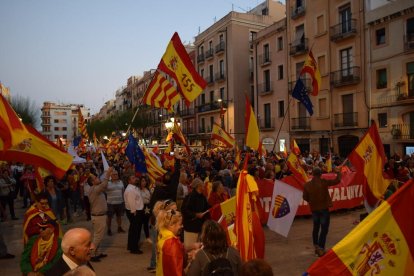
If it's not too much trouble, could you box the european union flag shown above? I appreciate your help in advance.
[292,78,313,116]
[126,134,147,174]
[73,135,81,147]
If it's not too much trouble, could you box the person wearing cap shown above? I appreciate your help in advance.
[20,220,62,275]
[303,166,342,257]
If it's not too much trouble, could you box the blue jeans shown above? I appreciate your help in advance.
[149,225,157,268]
[311,209,330,249]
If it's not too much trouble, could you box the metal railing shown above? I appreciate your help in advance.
[330,19,357,42]
[197,53,205,63]
[258,117,275,130]
[205,48,214,59]
[291,117,311,130]
[258,81,273,95]
[330,66,361,87]
[291,2,306,19]
[334,112,358,128]
[179,108,195,117]
[289,38,308,56]
[197,102,223,113]
[391,124,414,140]
[404,34,414,51]
[215,72,226,81]
[259,53,272,66]
[215,41,225,53]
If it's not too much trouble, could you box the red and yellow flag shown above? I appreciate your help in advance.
[211,123,235,149]
[326,153,332,173]
[348,122,391,207]
[78,109,89,141]
[0,94,27,151]
[234,145,241,171]
[306,179,414,275]
[286,152,309,183]
[157,32,207,105]
[143,71,180,112]
[292,139,301,155]
[300,50,322,96]
[142,147,167,184]
[245,95,260,151]
[166,120,191,154]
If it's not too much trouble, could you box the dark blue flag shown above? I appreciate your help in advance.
[292,78,314,116]
[126,134,147,174]
[73,135,82,147]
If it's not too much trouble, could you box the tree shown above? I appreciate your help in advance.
[10,95,39,127]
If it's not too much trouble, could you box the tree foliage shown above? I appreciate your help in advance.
[10,95,40,127]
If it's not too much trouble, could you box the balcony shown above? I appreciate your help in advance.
[215,72,226,82]
[258,117,275,131]
[205,76,214,86]
[259,53,272,66]
[183,127,195,135]
[291,2,306,19]
[249,70,254,82]
[205,48,214,60]
[288,77,312,94]
[197,101,224,113]
[404,34,414,51]
[258,81,273,95]
[198,126,212,134]
[330,66,361,87]
[330,19,357,42]
[215,41,225,54]
[334,112,358,128]
[291,117,311,130]
[391,124,414,140]
[41,113,51,118]
[179,108,195,117]
[289,38,308,56]
[197,53,205,63]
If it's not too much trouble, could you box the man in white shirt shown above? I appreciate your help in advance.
[123,175,144,254]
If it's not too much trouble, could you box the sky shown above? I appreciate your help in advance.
[0,0,283,115]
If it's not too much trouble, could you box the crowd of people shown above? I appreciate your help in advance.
[0,147,413,275]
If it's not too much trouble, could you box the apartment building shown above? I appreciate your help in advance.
[366,0,414,157]
[286,0,367,157]
[41,102,90,145]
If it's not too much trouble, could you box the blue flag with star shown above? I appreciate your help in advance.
[126,133,147,174]
[292,78,313,116]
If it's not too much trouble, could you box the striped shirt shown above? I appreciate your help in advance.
[106,180,124,205]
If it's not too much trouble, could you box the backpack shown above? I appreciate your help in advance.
[202,248,234,276]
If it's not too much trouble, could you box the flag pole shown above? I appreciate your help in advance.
[272,96,294,153]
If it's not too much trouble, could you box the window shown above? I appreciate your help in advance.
[378,113,387,128]
[210,117,214,130]
[264,103,271,128]
[219,34,224,43]
[209,41,213,51]
[63,135,67,139]
[264,70,271,92]
[277,37,283,51]
[278,65,284,80]
[340,47,353,76]
[249,31,257,49]
[295,24,305,42]
[200,69,204,78]
[209,65,214,82]
[376,68,387,89]
[54,135,59,139]
[54,127,59,131]
[199,45,204,56]
[318,55,326,75]
[200,93,205,105]
[278,101,284,118]
[318,98,327,117]
[219,60,224,76]
[62,127,67,131]
[407,62,414,96]
[210,91,214,103]
[201,118,205,132]
[220,87,224,100]
[317,14,325,34]
[54,119,59,123]
[264,44,270,62]
[376,28,385,45]
[339,4,352,33]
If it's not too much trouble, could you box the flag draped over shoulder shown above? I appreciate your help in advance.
[157,32,207,105]
[211,123,235,149]
[235,170,265,261]
[306,179,414,276]
[267,180,303,237]
[292,78,313,116]
[348,122,391,207]
[78,110,89,140]
[0,94,27,151]
[286,152,309,183]
[142,70,180,112]
[300,50,321,96]
[125,134,147,174]
[245,95,260,151]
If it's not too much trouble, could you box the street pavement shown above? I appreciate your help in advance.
[1,204,364,275]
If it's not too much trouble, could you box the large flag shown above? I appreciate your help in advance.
[235,169,265,261]
[211,123,235,149]
[292,78,313,116]
[267,180,303,237]
[0,94,27,150]
[0,124,72,179]
[300,50,322,96]
[209,196,237,246]
[245,95,260,151]
[157,32,207,105]
[348,122,391,207]
[286,152,309,183]
[142,147,167,184]
[78,109,89,140]
[125,134,147,174]
[305,179,414,275]
[142,70,180,112]
[292,139,301,155]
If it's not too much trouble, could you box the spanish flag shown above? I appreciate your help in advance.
[348,121,391,207]
[0,94,27,151]
[211,123,235,149]
[245,95,260,151]
[234,145,241,171]
[300,50,322,96]
[306,179,414,275]
[143,70,180,112]
[209,196,237,245]
[286,152,309,183]
[292,139,301,155]
[157,32,207,105]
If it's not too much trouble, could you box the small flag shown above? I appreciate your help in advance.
[211,123,235,149]
[245,95,260,151]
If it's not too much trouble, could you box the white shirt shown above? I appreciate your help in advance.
[124,184,143,212]
[62,253,79,270]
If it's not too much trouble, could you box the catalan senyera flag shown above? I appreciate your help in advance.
[0,94,27,151]
[211,123,235,149]
[300,50,322,96]
[235,169,265,261]
[157,32,207,105]
[0,124,72,179]
[286,152,309,183]
[142,71,180,112]
[245,95,260,151]
[292,139,301,155]
[348,122,391,207]
[306,179,414,275]
[78,109,89,141]
[142,147,167,184]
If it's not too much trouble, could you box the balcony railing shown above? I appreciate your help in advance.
[404,34,414,51]
[334,112,358,128]
[198,126,212,134]
[330,19,357,42]
[391,124,414,140]
[291,2,306,19]
[179,108,195,117]
[289,38,308,56]
[215,41,225,53]
[197,101,224,113]
[197,53,205,63]
[205,76,214,85]
[215,72,226,81]
[205,48,214,59]
[330,66,361,87]
[258,81,273,95]
[291,117,311,130]
[258,117,275,130]
[288,77,312,93]
[259,53,272,66]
